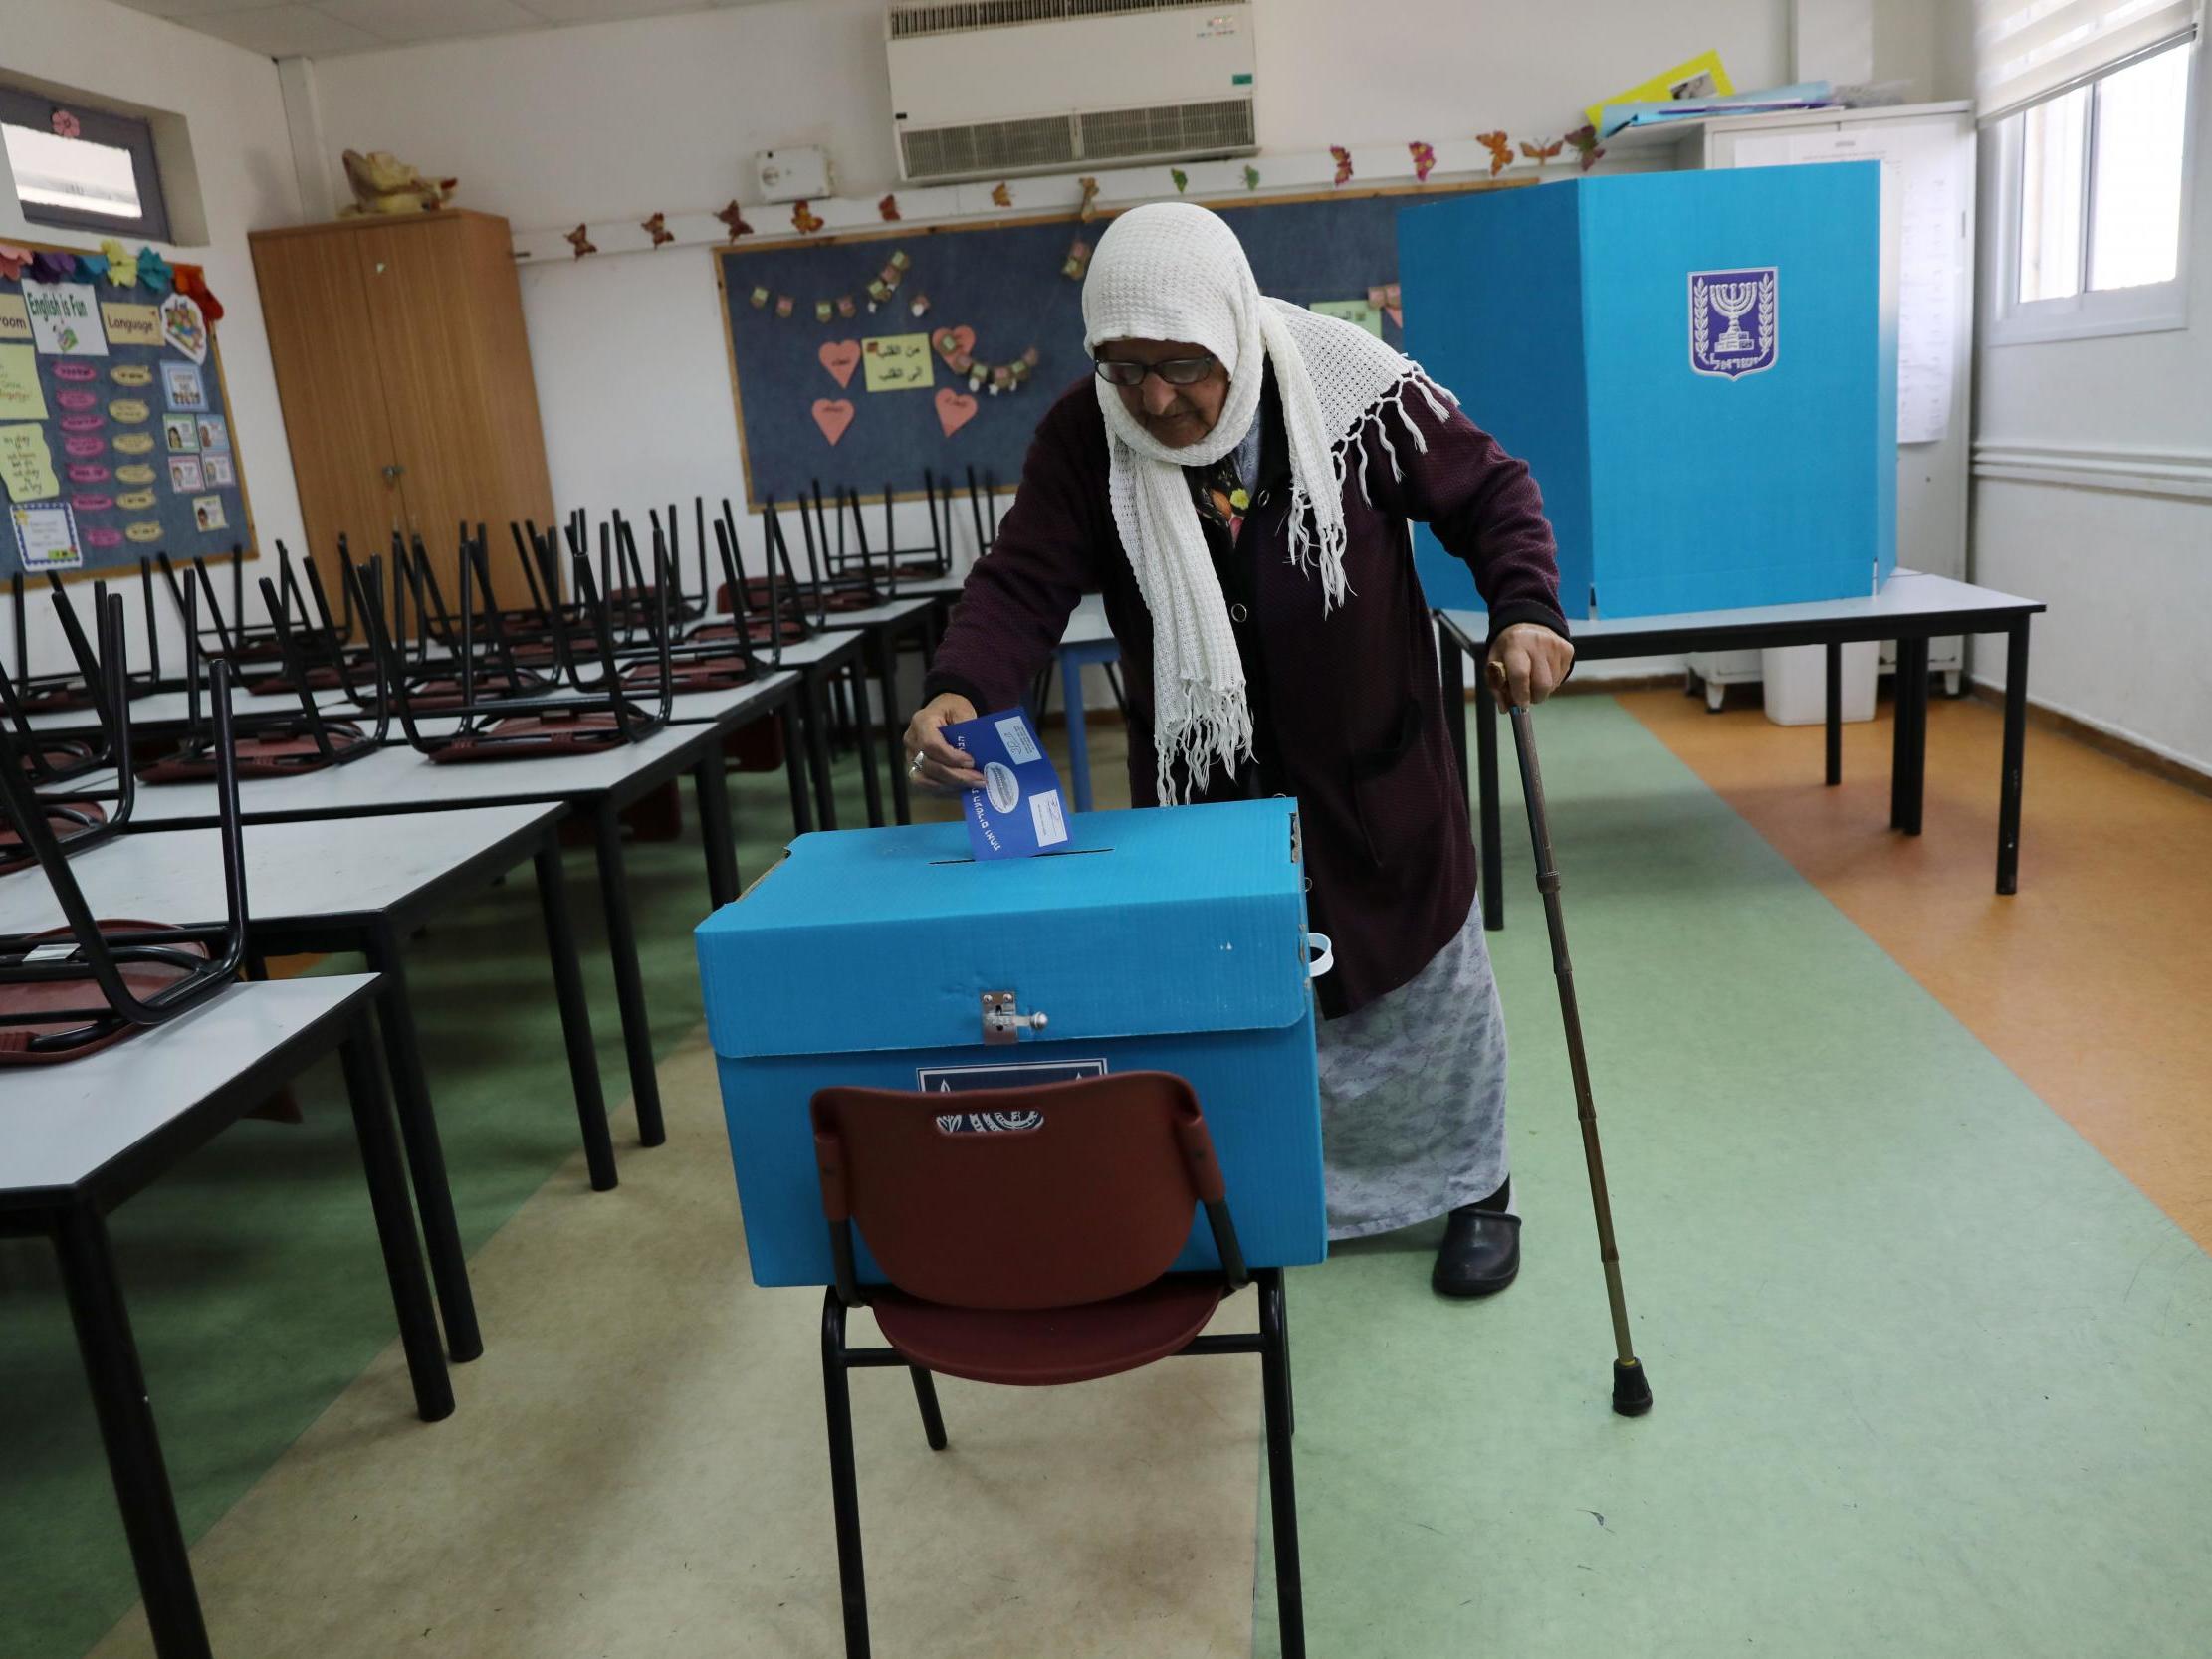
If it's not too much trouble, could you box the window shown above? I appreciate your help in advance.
[0,87,170,242]
[1992,34,2196,341]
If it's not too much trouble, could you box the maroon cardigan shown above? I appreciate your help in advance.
[925,376,1568,1018]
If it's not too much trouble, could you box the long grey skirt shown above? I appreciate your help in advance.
[1316,899,1509,1241]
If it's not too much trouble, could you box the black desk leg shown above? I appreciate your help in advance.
[1825,642,1843,787]
[1889,640,1911,829]
[1998,620,2031,895]
[336,1018,455,1424]
[365,922,483,1363]
[781,703,814,837]
[1438,618,1470,795]
[1903,637,1930,836]
[878,631,911,826]
[534,838,617,1192]
[852,661,886,828]
[592,800,667,1147]
[55,1203,212,1659]
[801,672,839,833]
[1475,681,1503,931]
[695,743,740,909]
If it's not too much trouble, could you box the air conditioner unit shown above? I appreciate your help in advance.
[887,1,1257,185]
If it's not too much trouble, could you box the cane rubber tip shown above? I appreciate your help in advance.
[1612,1358,1653,1417]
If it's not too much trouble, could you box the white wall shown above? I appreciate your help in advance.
[307,0,1797,607]
[1969,35,2212,775]
[0,0,306,676]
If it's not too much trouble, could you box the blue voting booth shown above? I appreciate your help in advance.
[1399,165,1895,618]
[697,799,1328,1287]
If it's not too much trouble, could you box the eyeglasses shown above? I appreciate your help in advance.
[1092,354,1218,388]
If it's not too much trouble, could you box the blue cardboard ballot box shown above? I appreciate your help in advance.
[1398,165,1896,618]
[695,799,1327,1287]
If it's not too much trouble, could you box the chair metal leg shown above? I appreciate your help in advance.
[908,1365,949,1451]
[695,744,740,910]
[820,1292,872,1658]
[851,662,885,828]
[1258,1269,1306,1659]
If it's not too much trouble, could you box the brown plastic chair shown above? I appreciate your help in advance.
[808,1071,1304,1659]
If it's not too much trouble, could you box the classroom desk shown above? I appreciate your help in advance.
[20,683,360,736]
[90,721,743,1149]
[0,975,446,1659]
[0,804,604,1363]
[1435,571,2047,930]
[813,595,939,825]
[1054,597,1121,815]
[752,628,880,832]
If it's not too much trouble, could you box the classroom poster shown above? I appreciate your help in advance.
[861,333,935,393]
[162,360,208,412]
[100,303,163,348]
[0,424,60,501]
[191,493,226,532]
[0,346,48,420]
[200,452,234,488]
[21,281,108,356]
[195,415,228,452]
[168,455,203,492]
[162,413,199,453]
[0,295,29,344]
[1310,299,1384,338]
[159,292,207,363]
[10,502,81,571]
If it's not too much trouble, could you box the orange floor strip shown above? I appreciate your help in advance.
[1620,687,2212,1251]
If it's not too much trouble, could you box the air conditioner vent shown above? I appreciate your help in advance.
[890,0,1245,42]
[900,114,1080,180]
[1076,98,1253,162]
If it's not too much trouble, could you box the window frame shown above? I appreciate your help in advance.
[0,85,171,243]
[1988,33,2199,347]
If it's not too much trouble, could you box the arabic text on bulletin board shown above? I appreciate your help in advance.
[0,236,255,581]
[713,182,1515,511]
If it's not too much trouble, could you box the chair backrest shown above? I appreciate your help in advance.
[810,1071,1239,1311]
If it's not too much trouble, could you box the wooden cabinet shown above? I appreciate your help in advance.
[251,210,553,614]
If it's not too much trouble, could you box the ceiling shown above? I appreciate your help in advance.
[109,0,789,59]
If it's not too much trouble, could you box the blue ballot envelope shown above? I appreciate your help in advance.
[696,798,1327,1286]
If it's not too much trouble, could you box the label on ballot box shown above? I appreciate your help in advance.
[942,707,1067,860]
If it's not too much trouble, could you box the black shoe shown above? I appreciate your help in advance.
[1433,1206,1521,1298]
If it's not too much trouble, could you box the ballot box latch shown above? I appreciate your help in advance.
[982,991,1050,1046]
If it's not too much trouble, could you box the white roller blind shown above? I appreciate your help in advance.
[1975,0,2202,120]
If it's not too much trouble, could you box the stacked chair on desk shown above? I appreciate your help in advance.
[357,535,677,764]
[0,581,139,874]
[0,590,249,1064]
[7,562,167,713]
[138,577,384,783]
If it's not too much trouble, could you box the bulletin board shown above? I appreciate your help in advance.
[714,182,1513,510]
[0,235,255,581]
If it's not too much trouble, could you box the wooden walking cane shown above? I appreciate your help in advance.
[1507,701,1652,1417]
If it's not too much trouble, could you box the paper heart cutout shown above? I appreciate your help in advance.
[818,339,861,388]
[933,324,977,359]
[935,388,979,438]
[811,398,855,446]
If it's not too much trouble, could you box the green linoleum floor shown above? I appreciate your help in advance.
[1252,695,2212,1658]
[1,757,856,1659]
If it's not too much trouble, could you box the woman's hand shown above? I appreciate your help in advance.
[1485,622,1575,709]
[904,693,985,794]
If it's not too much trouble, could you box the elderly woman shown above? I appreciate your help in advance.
[904,203,1573,1297]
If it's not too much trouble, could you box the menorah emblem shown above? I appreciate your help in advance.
[1688,267,1779,379]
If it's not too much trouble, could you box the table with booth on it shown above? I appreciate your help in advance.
[1434,570,2047,929]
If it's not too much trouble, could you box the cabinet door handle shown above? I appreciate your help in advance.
[381,464,404,484]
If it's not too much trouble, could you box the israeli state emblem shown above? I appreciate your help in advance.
[1688,267,1778,379]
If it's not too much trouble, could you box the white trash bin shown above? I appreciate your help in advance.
[1761,641,1879,726]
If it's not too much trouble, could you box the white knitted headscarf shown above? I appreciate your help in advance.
[1082,202,1455,802]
